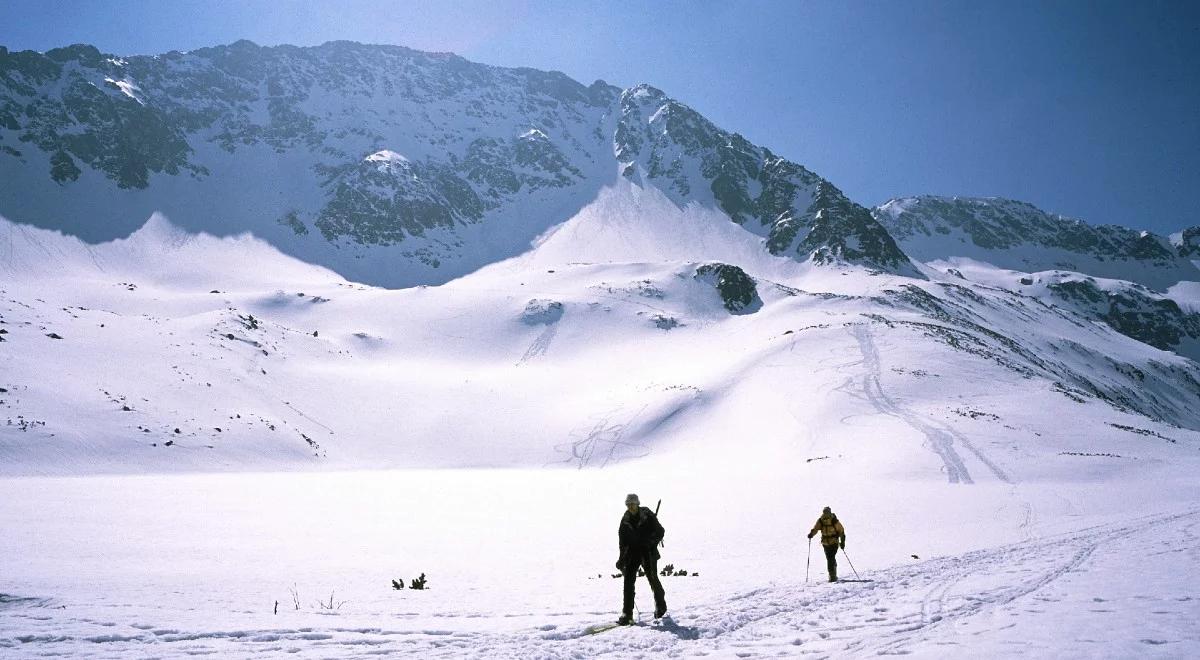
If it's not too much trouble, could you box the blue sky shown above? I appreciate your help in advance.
[4,0,1198,235]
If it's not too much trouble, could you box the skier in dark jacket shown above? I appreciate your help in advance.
[807,506,846,582]
[616,493,667,624]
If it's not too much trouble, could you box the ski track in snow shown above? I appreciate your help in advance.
[842,323,1013,485]
[557,405,650,468]
[3,509,1197,658]
[518,324,558,365]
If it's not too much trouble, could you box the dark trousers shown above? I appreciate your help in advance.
[824,544,839,578]
[622,551,666,615]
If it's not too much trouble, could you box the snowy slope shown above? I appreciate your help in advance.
[5,187,1199,475]
[3,184,1200,656]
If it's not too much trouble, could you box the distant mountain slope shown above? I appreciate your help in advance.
[0,41,910,286]
[1173,226,1200,259]
[0,212,341,288]
[1038,274,1200,362]
[873,196,1200,291]
[614,85,911,271]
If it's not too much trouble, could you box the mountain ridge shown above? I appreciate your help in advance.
[873,195,1200,291]
[1,39,910,286]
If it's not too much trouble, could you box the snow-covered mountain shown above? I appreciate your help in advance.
[2,40,1199,475]
[873,196,1200,291]
[4,40,1200,659]
[872,195,1200,363]
[0,41,910,287]
[4,186,1199,475]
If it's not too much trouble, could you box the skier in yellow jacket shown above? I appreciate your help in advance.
[807,506,846,582]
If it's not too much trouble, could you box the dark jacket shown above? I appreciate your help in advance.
[619,507,665,562]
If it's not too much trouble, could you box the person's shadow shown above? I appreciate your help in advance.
[649,617,701,640]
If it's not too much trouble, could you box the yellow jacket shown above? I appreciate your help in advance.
[810,514,845,547]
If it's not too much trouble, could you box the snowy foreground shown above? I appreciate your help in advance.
[3,186,1200,657]
[2,469,1199,658]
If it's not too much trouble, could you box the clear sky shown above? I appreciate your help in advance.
[3,0,1199,235]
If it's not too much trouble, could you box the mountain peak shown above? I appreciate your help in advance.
[1,40,914,285]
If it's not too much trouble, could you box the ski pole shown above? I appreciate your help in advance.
[805,537,812,583]
[841,548,861,580]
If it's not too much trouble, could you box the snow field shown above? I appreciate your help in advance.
[2,468,1198,658]
[4,187,1200,657]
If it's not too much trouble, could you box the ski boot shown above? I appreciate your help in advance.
[617,613,634,626]
[654,603,668,619]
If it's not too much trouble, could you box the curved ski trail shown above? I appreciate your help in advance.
[845,323,1012,484]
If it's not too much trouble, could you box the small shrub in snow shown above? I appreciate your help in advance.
[9,417,47,432]
[651,315,681,330]
[315,590,346,610]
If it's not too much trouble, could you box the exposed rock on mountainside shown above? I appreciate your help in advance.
[694,263,761,314]
[616,85,910,270]
[872,281,1200,428]
[521,299,564,325]
[1044,277,1200,362]
[0,41,912,285]
[1174,227,1200,259]
[874,196,1200,290]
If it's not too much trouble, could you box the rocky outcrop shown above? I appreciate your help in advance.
[1046,278,1200,360]
[520,299,564,325]
[1175,227,1200,259]
[694,263,761,314]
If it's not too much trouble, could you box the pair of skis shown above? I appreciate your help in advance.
[584,614,673,635]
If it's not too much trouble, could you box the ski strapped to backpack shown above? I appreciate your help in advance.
[656,499,664,548]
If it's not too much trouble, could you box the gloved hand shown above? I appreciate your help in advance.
[840,540,845,550]
[807,531,815,540]
[615,559,624,571]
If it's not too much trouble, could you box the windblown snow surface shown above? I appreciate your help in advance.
[2,184,1200,658]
